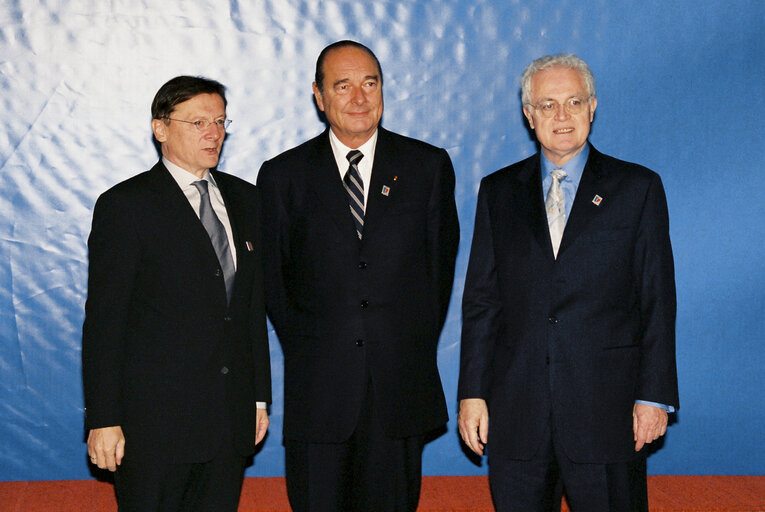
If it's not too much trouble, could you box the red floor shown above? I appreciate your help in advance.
[1,475,764,511]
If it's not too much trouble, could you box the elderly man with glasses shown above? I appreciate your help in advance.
[458,54,678,512]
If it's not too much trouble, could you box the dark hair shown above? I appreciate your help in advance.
[314,40,383,94]
[150,76,227,120]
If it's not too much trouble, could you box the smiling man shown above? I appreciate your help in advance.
[458,54,678,512]
[257,41,459,512]
[82,76,271,512]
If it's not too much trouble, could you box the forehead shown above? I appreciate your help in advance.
[173,93,225,114]
[322,47,380,81]
[531,66,587,100]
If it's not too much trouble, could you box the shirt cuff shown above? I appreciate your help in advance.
[635,400,675,413]
[256,402,267,410]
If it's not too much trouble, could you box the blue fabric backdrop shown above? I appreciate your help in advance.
[0,0,763,481]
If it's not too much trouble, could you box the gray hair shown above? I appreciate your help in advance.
[520,54,596,106]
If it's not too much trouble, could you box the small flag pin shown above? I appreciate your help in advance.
[592,195,603,206]
[381,185,391,196]
[245,241,254,251]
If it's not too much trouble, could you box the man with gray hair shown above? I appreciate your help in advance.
[457,54,678,511]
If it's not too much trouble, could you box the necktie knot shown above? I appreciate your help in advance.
[192,179,209,194]
[551,168,567,183]
[347,149,363,167]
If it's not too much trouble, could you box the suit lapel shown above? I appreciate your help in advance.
[308,131,360,239]
[558,146,607,256]
[149,162,229,302]
[516,155,553,257]
[148,163,216,258]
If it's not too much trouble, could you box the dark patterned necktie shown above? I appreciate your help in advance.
[344,150,365,240]
[192,180,235,301]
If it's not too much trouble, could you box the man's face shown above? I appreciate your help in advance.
[313,46,383,148]
[152,93,226,177]
[523,66,597,166]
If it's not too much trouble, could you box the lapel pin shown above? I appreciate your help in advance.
[381,185,391,196]
[245,241,254,251]
[393,176,398,181]
[592,195,603,206]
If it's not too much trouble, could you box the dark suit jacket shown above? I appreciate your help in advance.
[82,161,271,463]
[458,145,678,464]
[257,128,459,442]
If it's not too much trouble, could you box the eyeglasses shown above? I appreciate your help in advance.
[528,97,591,118]
[165,118,232,131]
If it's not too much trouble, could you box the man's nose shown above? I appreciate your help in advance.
[554,103,570,120]
[350,86,366,104]
[204,123,224,139]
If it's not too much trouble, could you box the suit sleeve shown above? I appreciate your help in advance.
[427,148,460,332]
[634,174,679,409]
[249,187,273,404]
[458,180,502,400]
[256,161,292,343]
[81,191,140,429]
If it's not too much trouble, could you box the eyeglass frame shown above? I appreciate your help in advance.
[525,95,594,118]
[164,117,232,131]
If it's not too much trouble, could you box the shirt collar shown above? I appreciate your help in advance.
[328,128,378,166]
[540,143,590,186]
[162,156,217,189]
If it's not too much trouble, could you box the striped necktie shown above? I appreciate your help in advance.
[344,150,365,239]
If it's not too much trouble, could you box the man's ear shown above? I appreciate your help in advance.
[523,107,535,130]
[312,82,325,112]
[152,118,168,143]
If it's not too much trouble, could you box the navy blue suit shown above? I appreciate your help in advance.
[459,145,678,508]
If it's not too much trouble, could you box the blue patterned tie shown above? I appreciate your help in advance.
[192,180,235,302]
[344,150,365,240]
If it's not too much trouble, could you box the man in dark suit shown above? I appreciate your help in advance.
[257,40,460,511]
[82,76,271,512]
[458,54,678,512]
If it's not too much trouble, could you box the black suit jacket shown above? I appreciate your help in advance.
[459,145,678,464]
[257,128,459,442]
[82,161,271,463]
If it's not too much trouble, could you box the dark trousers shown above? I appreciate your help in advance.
[285,382,425,512]
[114,443,247,512]
[488,421,648,512]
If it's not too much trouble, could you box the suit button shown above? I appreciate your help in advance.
[360,300,369,309]
[546,355,550,365]
[223,315,232,322]
[356,339,364,347]
[358,261,367,269]
[221,366,229,374]
[214,268,223,277]
[548,316,558,324]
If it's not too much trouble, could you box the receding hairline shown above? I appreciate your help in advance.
[314,41,383,94]
[520,54,596,106]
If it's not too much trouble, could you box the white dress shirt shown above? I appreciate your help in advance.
[328,129,378,210]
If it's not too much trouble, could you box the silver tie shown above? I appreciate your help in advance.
[192,180,235,302]
[545,168,567,259]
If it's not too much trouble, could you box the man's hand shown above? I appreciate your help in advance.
[458,398,489,456]
[87,426,125,472]
[633,403,668,451]
[255,408,269,445]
